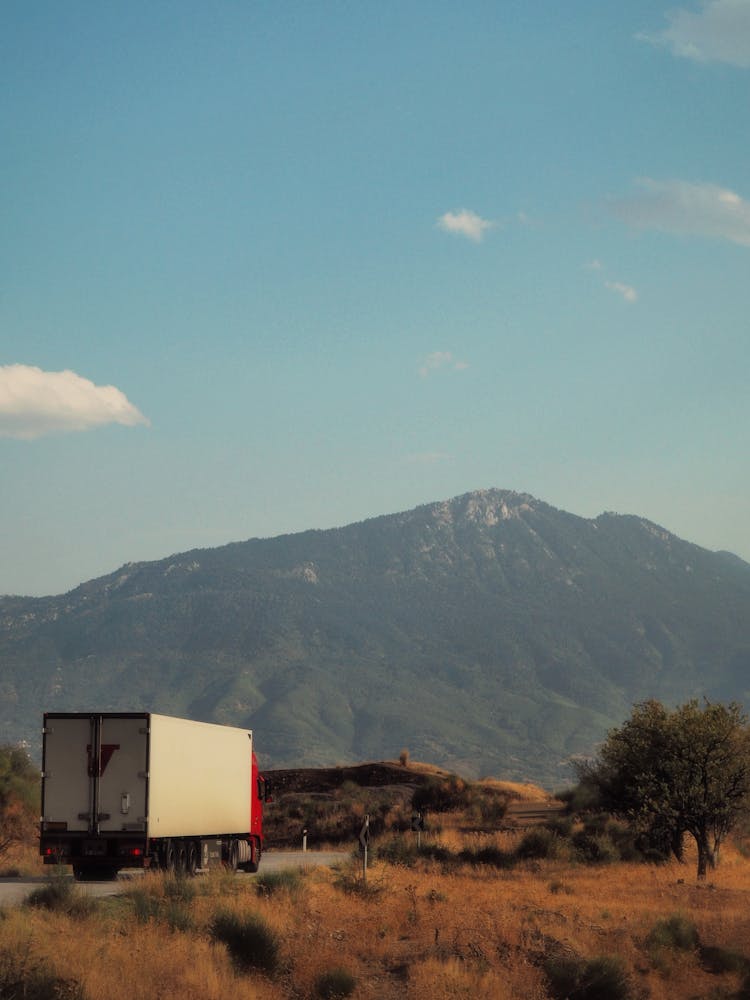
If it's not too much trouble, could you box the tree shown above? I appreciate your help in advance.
[577,700,750,879]
[0,744,38,861]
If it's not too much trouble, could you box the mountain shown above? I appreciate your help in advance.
[2,489,750,786]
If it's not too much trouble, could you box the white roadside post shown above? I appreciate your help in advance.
[359,814,370,885]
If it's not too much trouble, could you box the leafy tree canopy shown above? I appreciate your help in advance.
[576,700,750,878]
[0,744,39,859]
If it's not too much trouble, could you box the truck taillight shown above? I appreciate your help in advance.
[42,844,69,858]
[120,846,143,857]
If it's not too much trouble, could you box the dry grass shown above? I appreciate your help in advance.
[0,838,45,877]
[476,777,551,802]
[2,831,750,998]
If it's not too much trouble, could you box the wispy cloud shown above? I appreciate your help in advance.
[418,351,469,378]
[638,0,750,67]
[0,364,150,440]
[437,209,495,242]
[585,260,638,303]
[611,178,750,246]
[605,280,638,303]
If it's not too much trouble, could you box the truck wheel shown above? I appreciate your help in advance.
[162,840,175,873]
[226,839,239,872]
[244,838,261,873]
[175,843,187,875]
[186,842,198,878]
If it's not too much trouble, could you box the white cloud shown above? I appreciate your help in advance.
[611,178,750,246]
[437,209,495,242]
[0,364,150,440]
[638,0,750,67]
[605,280,639,303]
[418,351,469,378]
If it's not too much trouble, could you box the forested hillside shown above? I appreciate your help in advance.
[2,489,749,785]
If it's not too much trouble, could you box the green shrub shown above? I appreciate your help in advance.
[254,868,304,896]
[412,775,474,813]
[645,913,700,953]
[26,876,98,919]
[544,954,633,1000]
[419,842,454,865]
[163,873,197,905]
[517,828,563,861]
[332,868,386,898]
[376,837,418,868]
[571,831,620,864]
[314,966,357,998]
[459,844,515,869]
[164,901,194,932]
[699,944,749,975]
[556,778,602,814]
[210,909,280,975]
[544,815,574,838]
[130,887,161,924]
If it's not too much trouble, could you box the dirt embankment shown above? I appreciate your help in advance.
[264,760,447,796]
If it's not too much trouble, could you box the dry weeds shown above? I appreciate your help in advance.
[2,831,749,999]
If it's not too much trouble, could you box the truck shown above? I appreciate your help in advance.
[39,712,270,880]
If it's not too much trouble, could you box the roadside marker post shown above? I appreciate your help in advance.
[411,810,425,849]
[359,814,370,884]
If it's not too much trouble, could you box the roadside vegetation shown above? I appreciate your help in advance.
[0,744,40,875]
[2,823,750,999]
[2,699,750,997]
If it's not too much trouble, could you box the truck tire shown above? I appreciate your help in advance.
[161,840,175,873]
[175,843,187,875]
[243,838,261,873]
[226,839,239,872]
[186,842,199,878]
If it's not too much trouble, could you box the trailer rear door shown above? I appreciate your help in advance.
[96,716,148,833]
[42,715,94,832]
[42,714,149,835]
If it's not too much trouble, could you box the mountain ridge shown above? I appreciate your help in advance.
[2,488,749,785]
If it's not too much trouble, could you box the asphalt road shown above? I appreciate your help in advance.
[0,850,349,907]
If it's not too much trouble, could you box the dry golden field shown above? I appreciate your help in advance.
[2,824,750,1000]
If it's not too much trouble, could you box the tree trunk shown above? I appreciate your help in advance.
[695,830,715,879]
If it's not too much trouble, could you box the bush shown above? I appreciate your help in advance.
[645,913,700,953]
[571,831,620,864]
[544,954,633,1000]
[210,909,280,975]
[459,844,515,869]
[130,887,161,924]
[544,815,574,838]
[517,828,563,861]
[376,837,418,868]
[412,775,474,813]
[26,876,98,919]
[163,873,197,904]
[699,944,749,975]
[314,966,357,998]
[254,868,304,897]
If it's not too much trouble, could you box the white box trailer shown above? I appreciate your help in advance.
[40,713,270,880]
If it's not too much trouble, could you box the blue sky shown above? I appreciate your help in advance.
[2,1,750,596]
